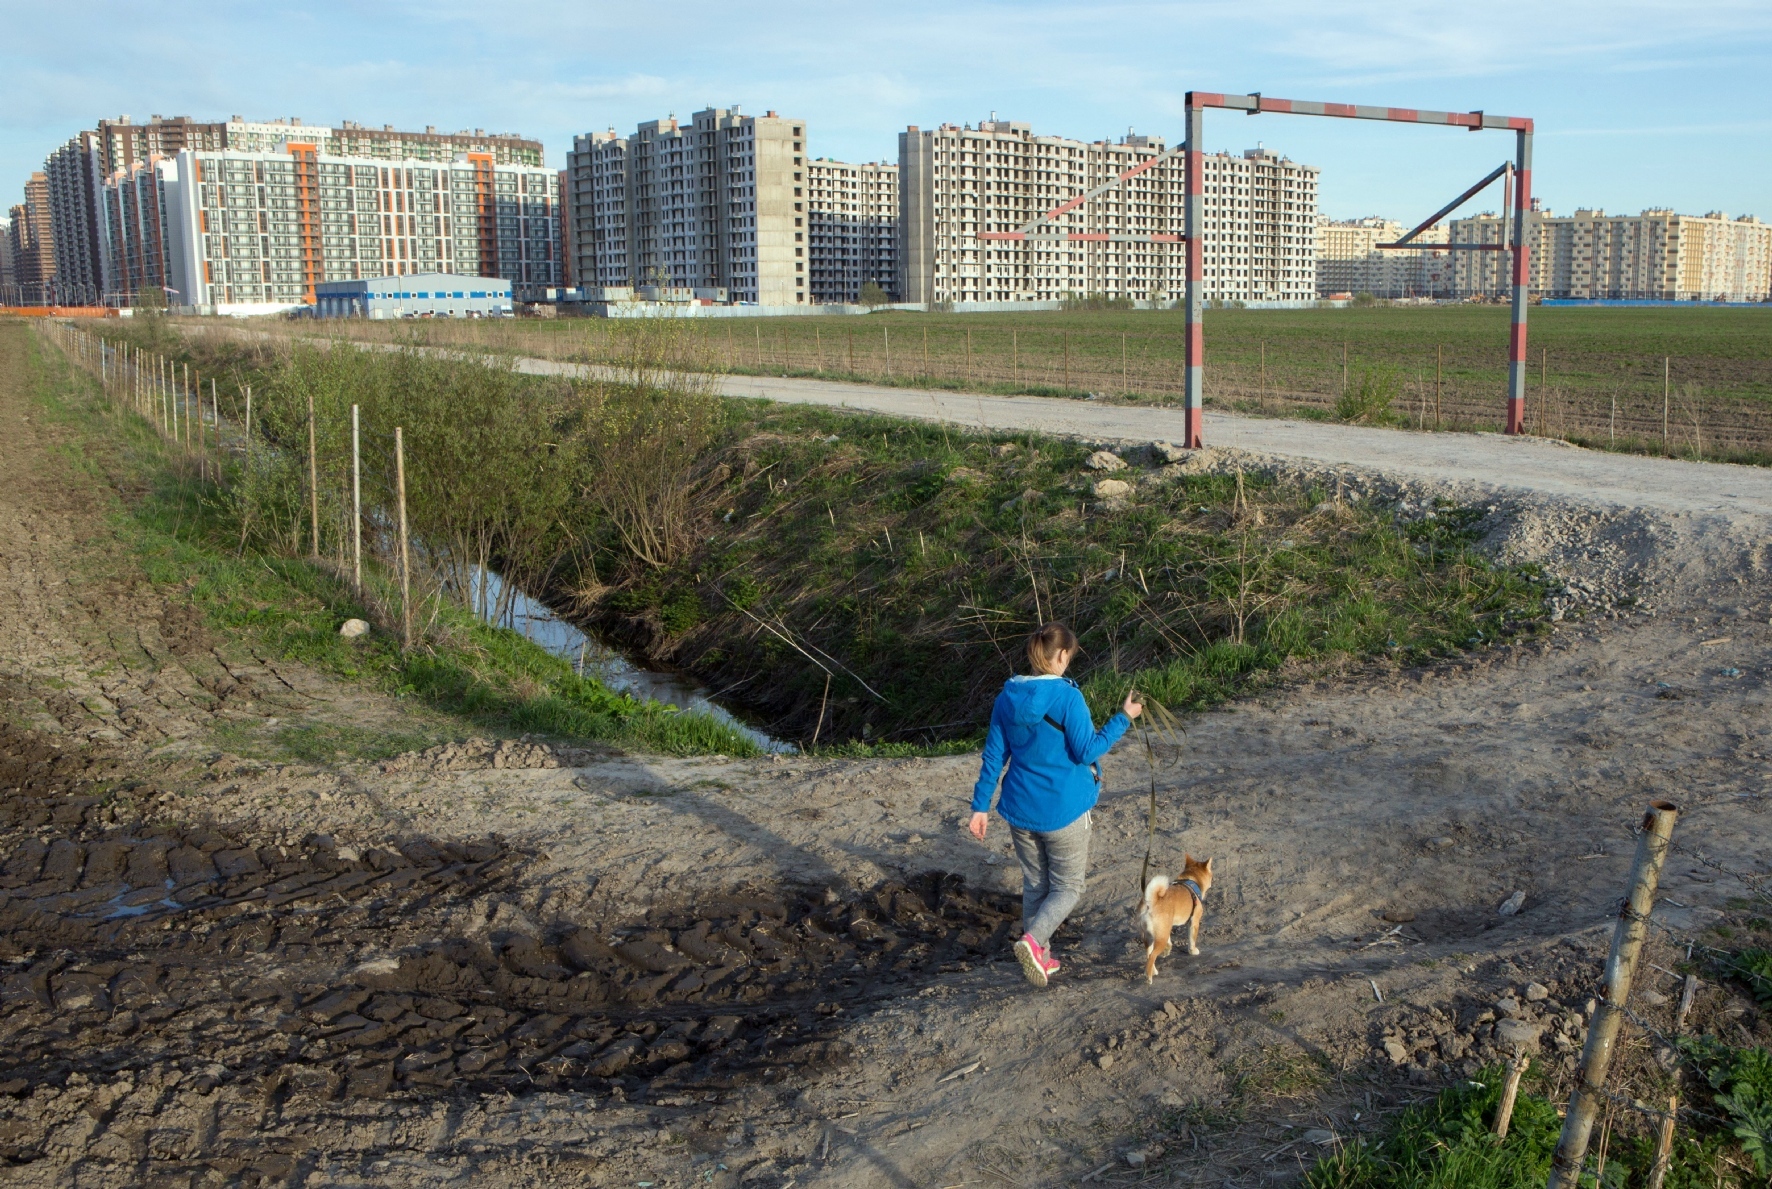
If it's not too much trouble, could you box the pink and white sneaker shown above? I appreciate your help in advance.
[1013,933,1061,987]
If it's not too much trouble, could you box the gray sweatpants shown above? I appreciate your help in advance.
[1009,811,1091,949]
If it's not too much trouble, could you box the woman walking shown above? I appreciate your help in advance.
[969,623,1142,987]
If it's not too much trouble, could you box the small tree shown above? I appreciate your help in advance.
[858,282,889,308]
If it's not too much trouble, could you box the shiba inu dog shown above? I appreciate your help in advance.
[1139,855,1213,983]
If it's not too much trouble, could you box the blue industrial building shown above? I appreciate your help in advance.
[312,272,513,319]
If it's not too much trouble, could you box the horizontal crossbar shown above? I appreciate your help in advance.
[977,232,1185,244]
[1187,92,1532,134]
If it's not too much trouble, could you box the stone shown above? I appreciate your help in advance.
[1382,909,1416,923]
[1097,1053,1115,1071]
[1124,1151,1147,1169]
[1093,478,1132,499]
[1497,890,1526,916]
[1494,997,1523,1018]
[1427,836,1455,850]
[1640,989,1669,1007]
[1494,1018,1543,1052]
[339,618,370,638]
[1438,1034,1470,1060]
[1524,982,1550,1002]
[1382,1038,1409,1064]
[1302,1129,1337,1146]
[1085,450,1128,472]
[1150,440,1189,464]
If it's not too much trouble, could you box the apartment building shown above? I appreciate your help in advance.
[567,107,807,304]
[146,142,558,312]
[806,159,898,303]
[7,174,57,299]
[0,216,14,294]
[899,118,1318,306]
[1449,207,1772,301]
[39,115,548,302]
[1315,216,1451,298]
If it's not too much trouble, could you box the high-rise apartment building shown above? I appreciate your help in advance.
[0,216,14,295]
[38,115,548,304]
[9,174,57,299]
[1314,216,1451,298]
[567,108,808,304]
[1449,207,1772,302]
[806,159,898,303]
[146,142,558,312]
[899,118,1318,306]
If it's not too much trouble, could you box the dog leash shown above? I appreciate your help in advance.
[1133,690,1186,896]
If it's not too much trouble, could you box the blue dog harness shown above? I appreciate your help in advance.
[1180,878,1205,903]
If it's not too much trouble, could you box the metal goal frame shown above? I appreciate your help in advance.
[983,93,1536,445]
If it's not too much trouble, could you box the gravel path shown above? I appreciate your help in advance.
[507,358,1772,519]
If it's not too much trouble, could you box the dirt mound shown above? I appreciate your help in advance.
[378,735,594,775]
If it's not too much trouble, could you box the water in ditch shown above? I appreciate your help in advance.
[468,567,792,753]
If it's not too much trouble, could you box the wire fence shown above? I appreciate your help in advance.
[236,314,1772,463]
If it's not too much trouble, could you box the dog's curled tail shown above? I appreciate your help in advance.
[1138,875,1170,940]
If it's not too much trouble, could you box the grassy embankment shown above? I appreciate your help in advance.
[26,319,762,760]
[110,318,1554,752]
[250,303,1772,464]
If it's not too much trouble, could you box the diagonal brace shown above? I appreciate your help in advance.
[1378,161,1509,250]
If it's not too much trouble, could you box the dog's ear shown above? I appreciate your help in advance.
[1204,857,1213,871]
[1183,852,1193,865]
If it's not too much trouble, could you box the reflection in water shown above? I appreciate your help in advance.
[468,568,792,753]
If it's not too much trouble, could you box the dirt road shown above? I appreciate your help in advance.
[2,322,1768,1187]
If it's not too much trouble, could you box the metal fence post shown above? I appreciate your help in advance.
[1181,96,1204,447]
[1505,127,1532,434]
[1547,801,1678,1189]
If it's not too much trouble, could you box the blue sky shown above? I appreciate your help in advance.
[4,0,1770,224]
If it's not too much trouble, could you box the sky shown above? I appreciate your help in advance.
[4,0,1771,223]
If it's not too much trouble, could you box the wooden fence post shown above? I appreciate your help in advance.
[1494,1052,1530,1138]
[395,426,411,650]
[1662,358,1670,452]
[307,392,320,560]
[351,404,362,593]
[1547,802,1679,1189]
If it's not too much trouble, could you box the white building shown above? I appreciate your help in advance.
[1315,216,1451,298]
[899,118,1318,306]
[567,107,807,305]
[148,141,559,314]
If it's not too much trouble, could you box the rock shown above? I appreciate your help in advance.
[1097,1053,1115,1071]
[1085,450,1127,472]
[1382,909,1416,923]
[1162,1001,1180,1018]
[339,618,370,638]
[1497,890,1526,916]
[1382,1038,1409,1064]
[1495,997,1523,1018]
[1124,1151,1147,1169]
[1302,1129,1337,1146]
[1584,998,1598,1017]
[1150,440,1189,464]
[1427,836,1455,850]
[1438,1034,1470,1060]
[1494,1018,1543,1052]
[1093,478,1132,499]
[1524,982,1550,1002]
[1640,989,1669,1007]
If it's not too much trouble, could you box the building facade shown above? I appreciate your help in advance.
[314,272,513,318]
[1314,216,1451,298]
[1448,207,1772,302]
[899,118,1318,306]
[7,174,57,300]
[150,142,559,312]
[806,159,898,303]
[567,107,808,304]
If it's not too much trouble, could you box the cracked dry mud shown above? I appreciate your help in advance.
[2,320,1770,1188]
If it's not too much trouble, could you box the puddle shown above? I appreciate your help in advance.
[467,568,792,753]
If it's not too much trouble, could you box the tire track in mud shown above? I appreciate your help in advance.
[0,721,1019,1176]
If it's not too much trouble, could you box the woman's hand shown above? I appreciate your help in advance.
[1123,689,1145,720]
[969,811,989,841]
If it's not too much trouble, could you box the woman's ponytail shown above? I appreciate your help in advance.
[1026,622,1079,676]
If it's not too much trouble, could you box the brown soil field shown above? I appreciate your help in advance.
[1,320,1769,1187]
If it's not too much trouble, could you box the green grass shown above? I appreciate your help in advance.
[1306,1066,1744,1189]
[26,326,761,760]
[587,400,1548,747]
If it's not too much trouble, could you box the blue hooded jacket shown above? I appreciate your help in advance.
[971,675,1130,833]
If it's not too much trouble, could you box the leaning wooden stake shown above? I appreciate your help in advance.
[351,404,362,592]
[307,392,320,559]
[1547,801,1680,1189]
[1494,1051,1530,1139]
[395,426,411,650]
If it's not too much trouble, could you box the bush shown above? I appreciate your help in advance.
[858,282,891,308]
[1335,366,1402,424]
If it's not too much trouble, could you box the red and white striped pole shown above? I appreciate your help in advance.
[1505,126,1533,434]
[1182,97,1205,448]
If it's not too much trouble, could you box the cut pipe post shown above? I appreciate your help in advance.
[395,426,411,650]
[1505,128,1532,434]
[351,404,362,592]
[1547,801,1679,1189]
[1494,1051,1530,1138]
[306,392,320,559]
[1181,98,1204,447]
